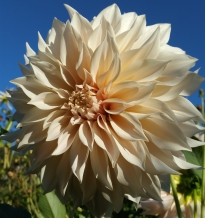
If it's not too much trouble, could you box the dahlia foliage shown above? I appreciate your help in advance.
[2,3,205,217]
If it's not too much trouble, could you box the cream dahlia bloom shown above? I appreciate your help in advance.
[2,3,205,217]
[140,191,203,217]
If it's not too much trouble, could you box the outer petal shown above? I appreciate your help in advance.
[88,16,115,51]
[141,117,191,151]
[80,158,97,204]
[109,81,156,104]
[91,4,121,30]
[113,134,146,170]
[93,121,120,167]
[90,32,118,81]
[166,96,205,122]
[28,92,65,110]
[79,121,94,150]
[60,21,82,84]
[10,76,50,99]
[70,134,89,182]
[90,143,113,190]
[56,149,73,196]
[116,59,169,84]
[116,15,145,53]
[180,70,205,96]
[114,155,146,196]
[25,42,36,57]
[52,123,79,155]
[71,12,93,43]
[114,12,138,36]
[96,53,121,88]
[30,62,68,90]
[41,156,61,193]
[46,18,65,60]
[110,112,148,141]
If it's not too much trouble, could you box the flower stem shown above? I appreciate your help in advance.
[170,174,182,218]
[193,189,197,218]
[202,143,205,218]
[200,91,205,218]
[5,119,12,131]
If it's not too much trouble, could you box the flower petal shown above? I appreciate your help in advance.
[79,121,94,150]
[114,12,137,36]
[142,117,191,151]
[56,150,73,196]
[116,59,169,83]
[110,112,148,141]
[52,123,78,155]
[80,158,97,204]
[71,12,93,43]
[96,53,121,88]
[90,143,113,190]
[28,92,65,110]
[91,4,121,30]
[93,121,120,167]
[70,134,89,182]
[60,21,82,84]
[166,96,205,122]
[102,98,132,114]
[109,81,156,104]
[90,32,118,82]
[47,18,65,59]
[116,15,145,53]
[11,76,50,99]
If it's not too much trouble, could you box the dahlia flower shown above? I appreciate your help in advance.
[139,191,202,218]
[140,174,204,218]
[1,3,205,217]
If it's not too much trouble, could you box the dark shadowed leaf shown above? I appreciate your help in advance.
[0,127,8,136]
[158,175,170,193]
[0,204,31,218]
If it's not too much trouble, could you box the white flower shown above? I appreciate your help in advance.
[1,4,205,217]
[195,133,204,142]
[140,175,204,217]
[0,91,12,111]
[140,191,202,218]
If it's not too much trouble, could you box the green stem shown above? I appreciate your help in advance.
[193,189,197,218]
[9,151,13,168]
[201,94,205,218]
[32,175,39,213]
[170,175,183,218]
[201,144,205,218]
[29,197,39,217]
[5,119,12,131]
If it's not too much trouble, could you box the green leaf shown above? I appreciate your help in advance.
[183,145,204,178]
[0,204,31,218]
[183,150,201,166]
[0,127,8,136]
[79,215,86,218]
[38,192,66,218]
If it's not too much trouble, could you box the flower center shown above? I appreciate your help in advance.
[68,84,103,121]
[69,89,92,110]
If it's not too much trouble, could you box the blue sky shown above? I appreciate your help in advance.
[0,0,205,106]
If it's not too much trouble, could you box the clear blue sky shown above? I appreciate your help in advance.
[0,0,205,106]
